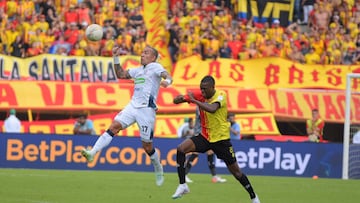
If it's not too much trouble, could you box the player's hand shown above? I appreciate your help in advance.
[173,95,185,104]
[160,80,170,88]
[112,46,121,56]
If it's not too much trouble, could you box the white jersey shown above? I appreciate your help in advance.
[3,115,21,133]
[128,62,165,108]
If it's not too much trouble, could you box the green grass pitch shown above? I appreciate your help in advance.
[0,168,359,203]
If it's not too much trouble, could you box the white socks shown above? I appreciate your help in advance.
[150,150,162,169]
[90,132,113,156]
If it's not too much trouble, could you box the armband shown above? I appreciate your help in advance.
[164,78,172,85]
[113,56,120,65]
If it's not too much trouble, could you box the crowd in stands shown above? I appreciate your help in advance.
[0,0,359,65]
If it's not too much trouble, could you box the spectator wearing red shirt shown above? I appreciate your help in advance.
[228,34,244,59]
[202,1,218,13]
[0,0,6,13]
[64,5,79,25]
[64,22,80,46]
[78,2,92,26]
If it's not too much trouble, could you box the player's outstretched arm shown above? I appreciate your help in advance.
[187,92,220,113]
[112,46,131,79]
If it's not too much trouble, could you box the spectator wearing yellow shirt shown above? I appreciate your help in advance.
[133,37,146,56]
[212,10,227,28]
[100,30,115,56]
[255,28,269,47]
[347,17,359,39]
[199,31,211,59]
[127,0,140,11]
[268,19,284,44]
[34,15,49,33]
[23,0,35,17]
[304,47,320,64]
[185,24,200,49]
[207,33,220,58]
[94,7,108,26]
[43,29,56,49]
[187,10,201,26]
[102,0,116,19]
[29,28,45,49]
[69,41,85,56]
[178,35,193,60]
[177,10,189,30]
[320,50,335,65]
[326,35,341,53]
[4,23,20,54]
[6,0,18,20]
[116,30,132,52]
[223,8,233,26]
[113,11,128,32]
[0,7,8,30]
[341,34,357,52]
[199,15,210,33]
[245,26,257,48]
[310,35,325,56]
[327,43,342,63]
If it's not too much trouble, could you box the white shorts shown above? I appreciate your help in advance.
[114,103,156,142]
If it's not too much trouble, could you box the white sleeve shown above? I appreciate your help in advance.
[128,67,141,78]
[152,63,167,76]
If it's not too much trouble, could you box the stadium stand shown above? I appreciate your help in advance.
[0,0,357,64]
[0,0,359,142]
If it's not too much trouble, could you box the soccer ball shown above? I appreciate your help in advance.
[85,24,103,41]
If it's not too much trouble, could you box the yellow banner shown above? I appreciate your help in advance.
[1,54,360,90]
[143,0,172,72]
[0,54,141,82]
[172,56,360,90]
[0,113,279,136]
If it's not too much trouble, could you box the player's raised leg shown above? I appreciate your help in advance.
[81,121,122,162]
[138,108,164,186]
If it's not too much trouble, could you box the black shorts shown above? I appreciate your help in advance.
[190,135,237,165]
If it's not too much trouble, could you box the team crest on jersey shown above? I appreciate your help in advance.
[217,95,223,101]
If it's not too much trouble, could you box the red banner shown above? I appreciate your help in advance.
[2,81,360,123]
[271,89,360,123]
[0,81,272,113]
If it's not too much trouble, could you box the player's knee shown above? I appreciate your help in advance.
[142,142,154,154]
[109,121,123,134]
[176,145,186,154]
